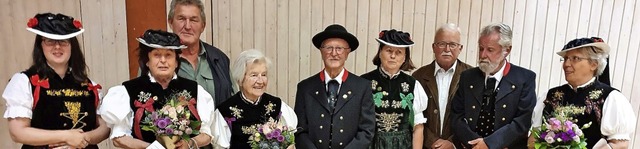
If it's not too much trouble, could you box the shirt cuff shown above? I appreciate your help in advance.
[3,105,32,119]
[109,124,132,139]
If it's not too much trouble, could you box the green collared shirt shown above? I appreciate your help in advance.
[178,43,216,99]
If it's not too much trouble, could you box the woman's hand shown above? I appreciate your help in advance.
[174,139,191,149]
[63,129,88,148]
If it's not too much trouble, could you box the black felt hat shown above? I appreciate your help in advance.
[136,29,186,49]
[312,24,359,51]
[26,13,84,40]
[557,37,610,56]
[376,29,414,48]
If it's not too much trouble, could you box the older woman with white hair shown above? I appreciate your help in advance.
[531,37,636,149]
[213,50,297,149]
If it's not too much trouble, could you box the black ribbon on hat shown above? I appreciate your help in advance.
[29,13,81,36]
[139,30,182,48]
[378,29,414,46]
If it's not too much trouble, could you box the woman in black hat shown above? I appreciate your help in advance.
[2,13,109,148]
[361,29,428,149]
[531,37,635,149]
[99,30,214,148]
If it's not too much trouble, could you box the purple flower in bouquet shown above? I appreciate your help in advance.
[165,128,174,135]
[185,128,192,134]
[277,135,285,142]
[151,112,159,120]
[556,132,572,142]
[547,118,562,131]
[545,132,555,144]
[273,129,281,136]
[564,120,574,130]
[156,118,170,129]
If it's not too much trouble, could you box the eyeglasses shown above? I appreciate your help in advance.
[43,39,70,47]
[434,42,462,49]
[321,46,349,54]
[560,56,590,63]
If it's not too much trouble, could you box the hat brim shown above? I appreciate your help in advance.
[375,38,414,48]
[27,28,84,40]
[312,31,359,51]
[136,38,187,50]
[556,42,610,56]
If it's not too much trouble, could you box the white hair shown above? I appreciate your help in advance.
[480,23,512,48]
[436,23,462,35]
[579,47,608,76]
[230,49,272,92]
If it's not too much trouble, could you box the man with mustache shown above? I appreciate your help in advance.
[412,23,472,149]
[168,0,233,108]
[450,23,537,149]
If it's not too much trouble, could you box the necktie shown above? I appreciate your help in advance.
[483,77,497,110]
[327,79,339,111]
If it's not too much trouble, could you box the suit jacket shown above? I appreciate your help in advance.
[450,63,536,149]
[201,40,234,107]
[412,60,472,148]
[294,71,375,149]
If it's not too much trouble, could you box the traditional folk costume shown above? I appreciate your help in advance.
[360,30,428,149]
[213,93,297,148]
[2,13,102,149]
[533,37,635,148]
[99,30,214,145]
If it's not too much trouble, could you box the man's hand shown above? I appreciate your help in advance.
[469,138,488,149]
[432,139,455,149]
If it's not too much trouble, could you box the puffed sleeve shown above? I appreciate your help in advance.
[412,80,428,126]
[2,73,33,119]
[600,90,636,140]
[531,91,547,128]
[196,85,215,138]
[212,109,231,148]
[97,85,134,139]
[280,101,298,130]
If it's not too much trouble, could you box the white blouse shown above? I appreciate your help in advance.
[98,75,215,140]
[412,80,429,126]
[3,73,103,119]
[532,78,636,141]
[212,100,298,148]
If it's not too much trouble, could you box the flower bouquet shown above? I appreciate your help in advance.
[247,117,295,149]
[531,105,592,149]
[141,92,201,149]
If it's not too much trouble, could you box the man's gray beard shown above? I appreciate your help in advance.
[478,61,499,75]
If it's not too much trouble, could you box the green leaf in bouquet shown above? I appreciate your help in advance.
[141,125,156,132]
[189,120,202,128]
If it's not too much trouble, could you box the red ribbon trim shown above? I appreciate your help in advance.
[133,98,155,140]
[186,98,201,121]
[30,75,49,109]
[87,83,102,108]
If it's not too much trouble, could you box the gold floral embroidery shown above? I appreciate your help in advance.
[553,91,564,101]
[241,124,260,135]
[137,91,152,102]
[401,82,410,93]
[588,89,603,100]
[391,100,402,109]
[371,80,378,90]
[265,101,276,115]
[381,100,390,108]
[376,112,403,132]
[230,106,244,119]
[45,89,90,97]
[60,101,87,129]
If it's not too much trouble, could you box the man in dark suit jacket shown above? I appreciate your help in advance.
[412,23,472,149]
[450,23,536,149]
[295,24,375,149]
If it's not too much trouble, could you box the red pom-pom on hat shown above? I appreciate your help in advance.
[27,18,38,28]
[73,20,83,29]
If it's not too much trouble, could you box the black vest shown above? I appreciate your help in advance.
[23,70,99,149]
[122,76,199,143]
[217,92,283,149]
[361,68,416,132]
[543,81,616,149]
